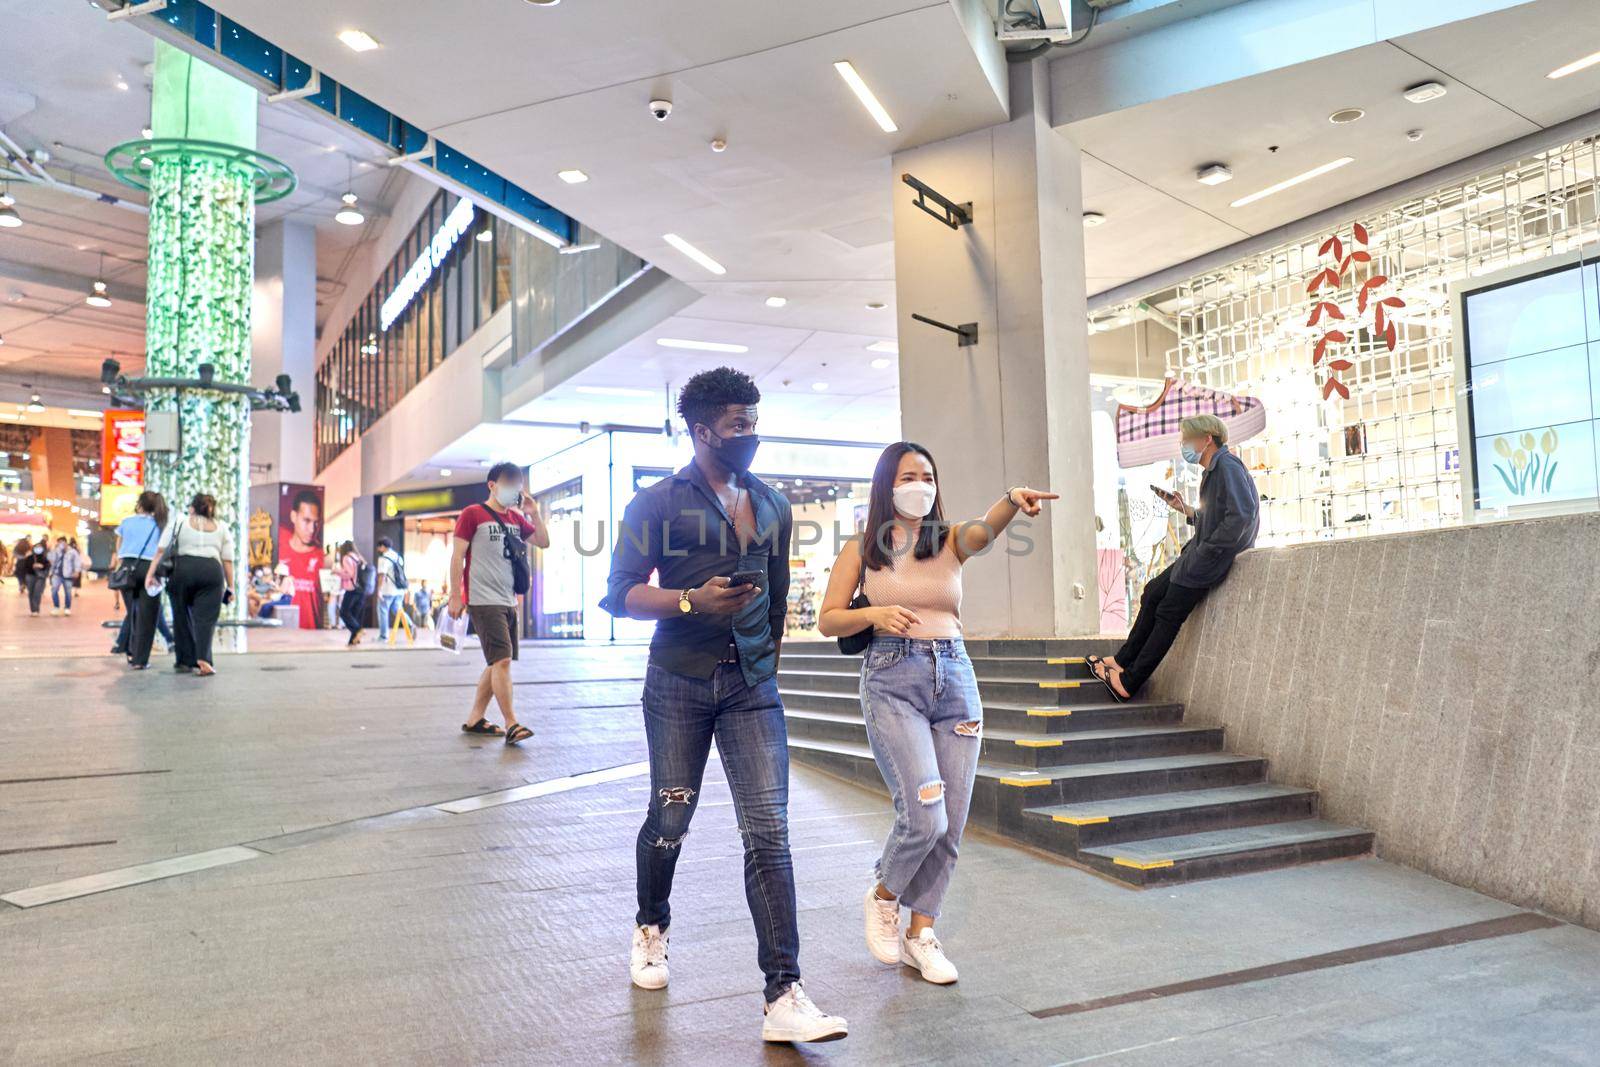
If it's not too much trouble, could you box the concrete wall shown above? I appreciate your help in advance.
[1148,513,1600,928]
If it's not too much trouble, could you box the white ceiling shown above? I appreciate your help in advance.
[0,0,421,382]
[1073,0,1600,299]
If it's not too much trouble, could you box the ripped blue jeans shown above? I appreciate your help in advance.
[861,637,982,920]
[635,661,799,1003]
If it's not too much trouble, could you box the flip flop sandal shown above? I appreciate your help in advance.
[1092,662,1129,703]
[462,719,505,737]
[1085,654,1104,673]
[504,723,533,747]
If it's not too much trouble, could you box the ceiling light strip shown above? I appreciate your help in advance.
[661,233,727,275]
[833,61,898,134]
[1229,157,1355,209]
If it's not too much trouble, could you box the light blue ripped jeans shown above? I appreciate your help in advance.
[860,636,982,920]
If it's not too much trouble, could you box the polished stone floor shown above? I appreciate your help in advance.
[3,586,1600,1064]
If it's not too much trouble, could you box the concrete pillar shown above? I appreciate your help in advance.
[252,218,317,487]
[891,61,1097,637]
[28,427,78,539]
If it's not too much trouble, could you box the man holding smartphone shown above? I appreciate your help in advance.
[1094,413,1259,701]
[601,367,847,1044]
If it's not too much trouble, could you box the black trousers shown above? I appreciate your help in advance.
[1115,564,1209,697]
[339,589,367,637]
[170,556,226,668]
[23,573,46,613]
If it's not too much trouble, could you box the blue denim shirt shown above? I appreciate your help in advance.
[1171,445,1260,589]
[602,462,792,686]
[116,513,162,561]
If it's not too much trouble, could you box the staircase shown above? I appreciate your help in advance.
[779,638,1374,886]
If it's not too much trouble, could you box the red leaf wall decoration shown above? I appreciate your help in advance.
[1322,377,1350,400]
[1353,222,1368,244]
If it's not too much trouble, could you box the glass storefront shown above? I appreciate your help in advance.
[314,191,643,472]
[1090,132,1600,620]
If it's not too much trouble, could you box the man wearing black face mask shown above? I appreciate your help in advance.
[602,367,844,1043]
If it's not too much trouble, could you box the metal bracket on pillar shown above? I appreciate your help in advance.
[267,70,322,104]
[107,0,168,21]
[911,313,979,348]
[386,136,436,167]
[901,173,972,230]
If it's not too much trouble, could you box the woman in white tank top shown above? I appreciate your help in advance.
[818,442,1055,985]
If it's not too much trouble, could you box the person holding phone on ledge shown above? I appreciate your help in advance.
[1091,413,1259,702]
[601,367,848,1045]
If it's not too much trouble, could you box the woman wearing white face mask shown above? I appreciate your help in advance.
[818,442,1055,985]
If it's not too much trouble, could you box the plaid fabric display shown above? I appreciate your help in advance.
[1115,379,1266,469]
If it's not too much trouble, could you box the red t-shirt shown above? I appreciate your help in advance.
[454,504,537,608]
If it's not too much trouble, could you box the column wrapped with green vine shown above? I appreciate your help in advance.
[142,155,255,572]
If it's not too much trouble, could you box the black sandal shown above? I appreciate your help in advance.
[504,723,533,746]
[462,719,505,736]
[1092,661,1130,704]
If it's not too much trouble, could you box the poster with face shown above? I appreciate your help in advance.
[278,484,325,629]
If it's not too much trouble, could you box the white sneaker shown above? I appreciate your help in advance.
[50,608,61,616]
[64,608,71,616]
[630,924,669,990]
[864,885,901,965]
[761,981,847,1043]
[900,929,958,985]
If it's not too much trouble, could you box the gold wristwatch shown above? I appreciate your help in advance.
[679,587,696,614]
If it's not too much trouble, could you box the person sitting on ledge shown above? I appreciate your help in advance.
[1092,413,1258,702]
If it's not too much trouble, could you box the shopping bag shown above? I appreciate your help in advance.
[437,607,470,653]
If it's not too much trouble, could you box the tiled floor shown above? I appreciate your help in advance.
[3,618,1600,1065]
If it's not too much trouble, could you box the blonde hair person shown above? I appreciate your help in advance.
[1089,411,1259,702]
[818,441,1056,986]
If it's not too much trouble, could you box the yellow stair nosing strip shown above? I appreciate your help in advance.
[1038,680,1084,689]
[1026,708,1072,717]
[1046,656,1087,665]
[1014,738,1063,748]
[1112,857,1175,871]
[998,776,1052,787]
[1051,814,1109,826]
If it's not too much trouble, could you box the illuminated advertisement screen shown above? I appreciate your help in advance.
[99,409,145,525]
[1461,259,1600,513]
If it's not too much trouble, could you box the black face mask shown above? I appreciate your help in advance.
[704,428,760,474]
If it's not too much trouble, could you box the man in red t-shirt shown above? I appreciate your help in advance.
[279,489,324,629]
[449,462,549,745]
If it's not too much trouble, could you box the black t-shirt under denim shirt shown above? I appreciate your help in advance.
[601,462,792,686]
[1171,445,1260,590]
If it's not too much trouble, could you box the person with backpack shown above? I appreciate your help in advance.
[337,541,373,646]
[447,462,549,745]
[374,536,408,642]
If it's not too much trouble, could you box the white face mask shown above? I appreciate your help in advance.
[495,484,521,507]
[892,481,937,518]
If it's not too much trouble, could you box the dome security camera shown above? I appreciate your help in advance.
[649,98,673,121]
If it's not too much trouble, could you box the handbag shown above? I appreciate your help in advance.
[836,551,874,656]
[489,506,532,596]
[108,527,157,591]
[154,522,179,582]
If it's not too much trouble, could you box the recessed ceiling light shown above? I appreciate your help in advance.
[1082,211,1107,227]
[865,301,886,310]
[870,357,891,369]
[113,78,129,92]
[811,381,829,392]
[833,60,898,133]
[576,385,656,398]
[337,29,380,52]
[866,340,898,354]
[524,0,561,5]
[1195,163,1233,186]
[656,338,749,354]
[475,226,493,242]
[557,169,588,184]
[439,468,452,477]
[1328,107,1365,124]
[140,126,153,139]
[661,233,726,275]
[1404,80,1449,101]
[1548,49,1600,79]
[765,296,787,308]
[335,191,364,226]
[1229,157,1354,208]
